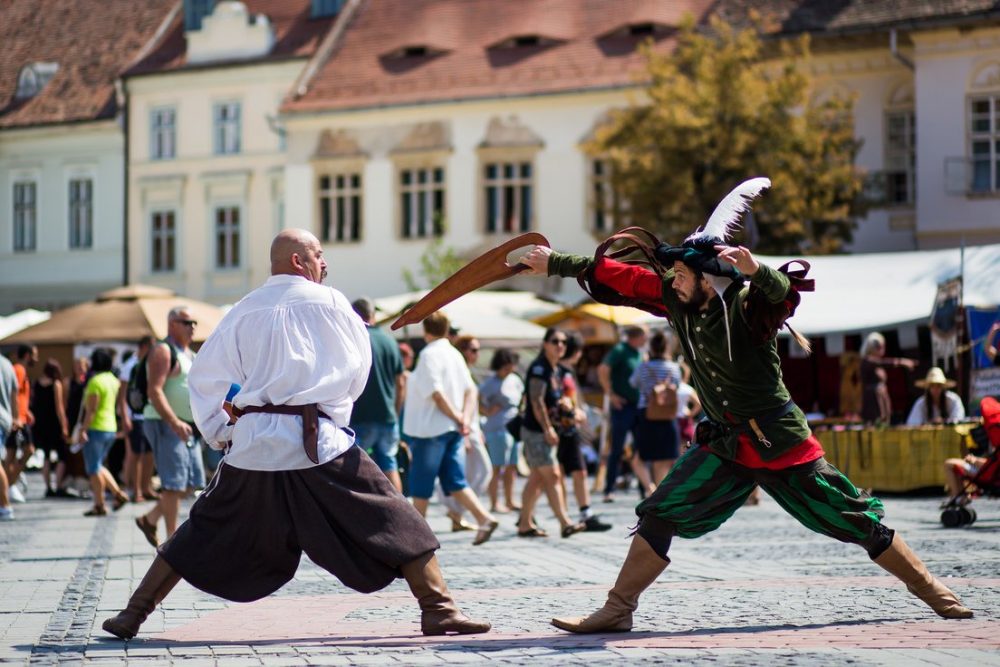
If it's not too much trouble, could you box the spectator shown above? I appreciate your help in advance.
[0,354,18,520]
[134,307,206,547]
[515,328,586,539]
[402,311,498,545]
[32,359,70,497]
[599,325,647,502]
[77,348,129,516]
[3,344,37,503]
[558,333,611,531]
[630,330,683,491]
[906,367,966,426]
[479,348,523,513]
[860,332,916,425]
[118,336,157,502]
[350,297,406,492]
[440,336,493,530]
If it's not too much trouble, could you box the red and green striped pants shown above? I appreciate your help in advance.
[634,444,892,559]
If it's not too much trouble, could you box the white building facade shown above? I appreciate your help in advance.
[0,121,126,313]
[123,0,340,305]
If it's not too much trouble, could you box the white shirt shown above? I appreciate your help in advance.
[905,391,966,426]
[188,274,371,471]
[402,338,474,438]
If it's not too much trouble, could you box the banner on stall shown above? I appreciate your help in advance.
[970,367,1000,415]
[966,306,1000,369]
[930,278,961,372]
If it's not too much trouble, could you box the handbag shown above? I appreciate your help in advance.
[504,373,527,440]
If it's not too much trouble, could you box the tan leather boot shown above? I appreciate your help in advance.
[873,533,973,619]
[552,535,668,633]
[401,553,491,635]
[102,555,181,639]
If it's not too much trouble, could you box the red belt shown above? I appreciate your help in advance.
[232,404,331,464]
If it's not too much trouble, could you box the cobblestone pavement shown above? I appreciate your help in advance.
[1,469,998,666]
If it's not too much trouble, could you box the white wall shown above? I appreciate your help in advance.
[127,60,306,305]
[284,90,630,300]
[913,27,1000,249]
[0,121,124,313]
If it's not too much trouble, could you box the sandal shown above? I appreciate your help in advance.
[472,520,499,546]
[135,515,159,548]
[517,526,548,538]
[112,494,129,512]
[84,506,108,517]
[561,522,586,538]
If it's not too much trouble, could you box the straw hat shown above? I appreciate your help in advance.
[915,366,956,389]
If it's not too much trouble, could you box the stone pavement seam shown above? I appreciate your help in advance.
[27,515,114,664]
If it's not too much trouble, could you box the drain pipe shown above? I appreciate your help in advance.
[890,28,914,70]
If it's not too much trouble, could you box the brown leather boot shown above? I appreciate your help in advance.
[102,555,181,639]
[873,533,973,619]
[552,535,667,633]
[401,553,491,636]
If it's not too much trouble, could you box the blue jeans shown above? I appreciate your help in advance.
[352,421,400,472]
[605,403,639,495]
[407,431,467,499]
[484,428,517,467]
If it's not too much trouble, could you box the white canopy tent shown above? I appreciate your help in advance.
[373,290,563,346]
[757,243,1000,337]
[0,309,50,341]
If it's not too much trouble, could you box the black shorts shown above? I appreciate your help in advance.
[129,419,152,454]
[557,432,586,474]
[635,411,679,462]
[32,426,68,460]
[4,424,33,452]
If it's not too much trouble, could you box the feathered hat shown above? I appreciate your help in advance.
[654,177,772,361]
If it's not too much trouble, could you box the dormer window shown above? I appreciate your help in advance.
[384,44,444,60]
[490,34,559,50]
[15,62,58,100]
[628,23,657,37]
[311,0,344,19]
[601,21,673,41]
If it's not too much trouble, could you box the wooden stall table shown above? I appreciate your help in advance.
[813,424,976,493]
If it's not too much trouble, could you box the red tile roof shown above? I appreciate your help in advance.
[125,0,336,76]
[0,0,177,129]
[713,0,1000,36]
[284,0,714,113]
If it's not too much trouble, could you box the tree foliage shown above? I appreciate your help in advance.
[587,16,865,254]
[401,236,465,291]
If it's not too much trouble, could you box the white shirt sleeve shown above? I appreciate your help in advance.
[189,318,242,449]
[905,397,925,427]
[946,392,966,422]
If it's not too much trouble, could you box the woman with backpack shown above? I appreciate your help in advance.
[630,330,682,492]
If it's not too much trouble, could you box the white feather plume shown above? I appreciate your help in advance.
[685,177,771,244]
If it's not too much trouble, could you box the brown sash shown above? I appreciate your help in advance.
[231,404,331,464]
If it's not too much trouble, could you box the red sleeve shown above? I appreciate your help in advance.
[593,257,666,310]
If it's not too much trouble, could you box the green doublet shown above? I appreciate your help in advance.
[548,252,811,461]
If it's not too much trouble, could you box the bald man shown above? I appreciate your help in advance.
[103,229,490,640]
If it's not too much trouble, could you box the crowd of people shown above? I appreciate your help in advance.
[0,225,990,641]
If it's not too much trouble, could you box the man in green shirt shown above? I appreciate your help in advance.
[516,180,972,631]
[350,298,406,492]
[598,326,646,502]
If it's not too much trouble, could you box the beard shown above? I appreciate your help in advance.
[677,280,712,314]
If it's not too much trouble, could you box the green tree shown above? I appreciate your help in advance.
[588,15,865,254]
[401,234,464,291]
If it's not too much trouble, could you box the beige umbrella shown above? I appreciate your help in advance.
[0,284,225,345]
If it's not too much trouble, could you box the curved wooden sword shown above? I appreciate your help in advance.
[391,232,549,330]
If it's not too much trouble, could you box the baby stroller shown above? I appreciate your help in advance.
[940,396,1000,527]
